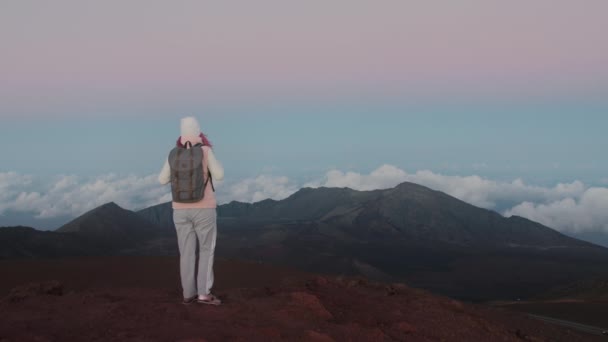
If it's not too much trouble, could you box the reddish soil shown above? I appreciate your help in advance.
[0,256,602,341]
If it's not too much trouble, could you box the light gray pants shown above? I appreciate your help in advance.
[173,208,217,298]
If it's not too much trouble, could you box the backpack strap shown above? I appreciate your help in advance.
[200,145,216,193]
[175,147,183,198]
[208,171,215,192]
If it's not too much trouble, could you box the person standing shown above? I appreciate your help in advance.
[158,116,224,305]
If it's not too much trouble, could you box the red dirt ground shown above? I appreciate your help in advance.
[0,256,602,341]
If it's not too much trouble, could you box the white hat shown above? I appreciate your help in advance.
[180,116,201,136]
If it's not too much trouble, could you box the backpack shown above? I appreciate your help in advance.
[168,141,214,203]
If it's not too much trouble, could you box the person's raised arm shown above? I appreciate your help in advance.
[207,148,224,181]
[158,158,171,185]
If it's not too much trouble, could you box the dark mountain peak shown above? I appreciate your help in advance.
[395,181,429,190]
[93,201,127,214]
[284,186,361,204]
[290,186,355,196]
[283,186,322,200]
[56,201,162,238]
[100,201,121,209]
[256,198,279,205]
[59,202,128,223]
[291,186,315,194]
[56,202,134,233]
[391,181,442,197]
[506,215,537,224]
[225,200,248,206]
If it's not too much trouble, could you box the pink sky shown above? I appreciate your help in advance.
[1,0,607,118]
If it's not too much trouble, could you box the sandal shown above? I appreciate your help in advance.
[197,293,222,305]
[182,295,198,305]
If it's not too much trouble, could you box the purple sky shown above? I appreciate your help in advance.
[1,0,607,118]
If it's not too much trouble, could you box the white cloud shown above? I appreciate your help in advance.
[505,188,608,233]
[309,164,586,210]
[0,172,35,214]
[303,165,408,191]
[0,172,170,219]
[0,171,300,219]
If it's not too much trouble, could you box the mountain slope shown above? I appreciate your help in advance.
[137,186,371,227]
[57,202,165,241]
[142,181,593,249]
[53,202,170,254]
[219,186,370,221]
[136,201,173,230]
[326,181,591,248]
[1,203,172,259]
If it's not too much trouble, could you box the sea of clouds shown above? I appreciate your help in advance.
[1,164,607,233]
